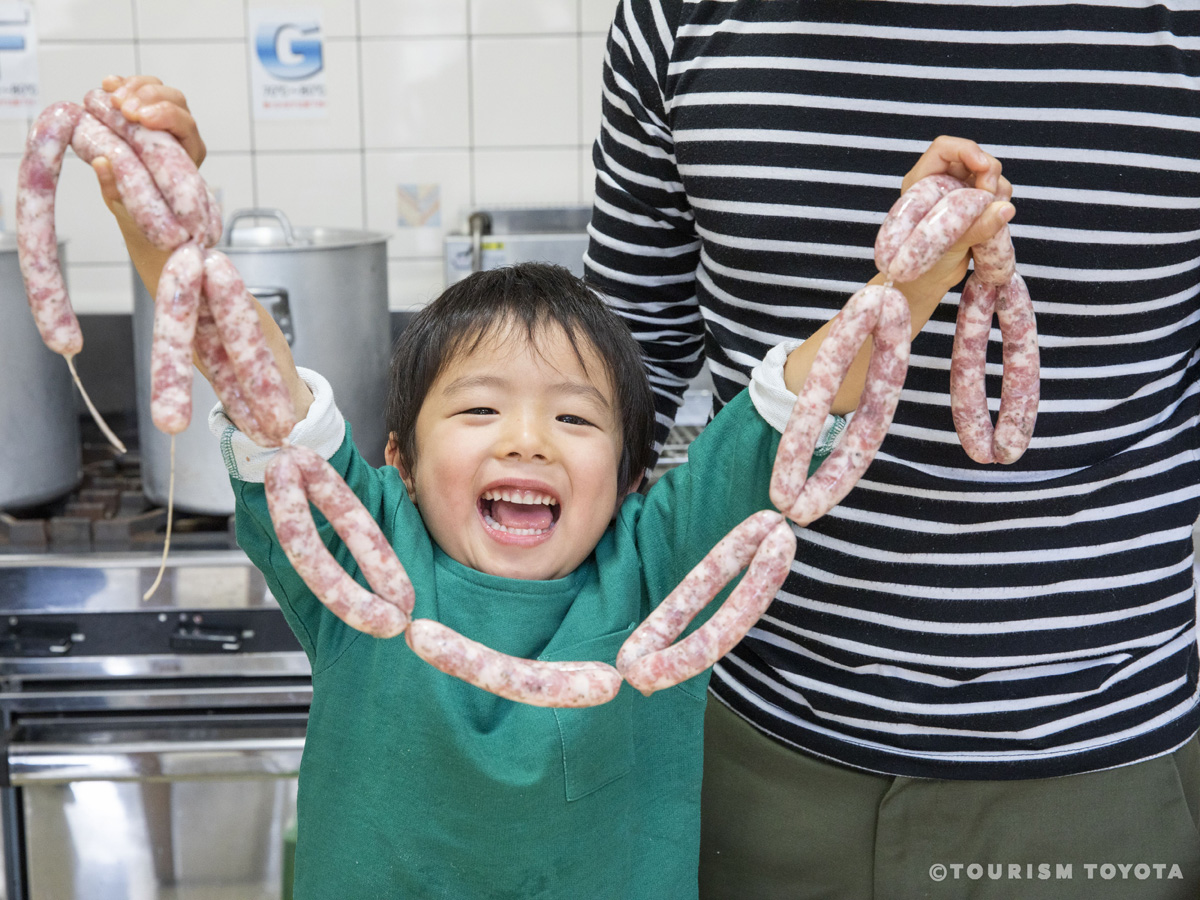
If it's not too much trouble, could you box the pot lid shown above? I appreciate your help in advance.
[218,208,387,252]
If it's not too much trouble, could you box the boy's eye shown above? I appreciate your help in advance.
[458,407,497,416]
[557,414,594,427]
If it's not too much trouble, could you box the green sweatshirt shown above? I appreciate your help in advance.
[230,389,801,899]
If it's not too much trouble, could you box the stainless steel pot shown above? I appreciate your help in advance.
[0,233,82,509]
[133,209,391,514]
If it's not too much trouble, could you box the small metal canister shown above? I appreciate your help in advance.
[0,233,82,509]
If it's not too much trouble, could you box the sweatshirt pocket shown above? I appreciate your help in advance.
[545,624,636,802]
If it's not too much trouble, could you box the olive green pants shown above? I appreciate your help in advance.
[699,699,1200,900]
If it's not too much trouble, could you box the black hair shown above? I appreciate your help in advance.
[385,262,655,494]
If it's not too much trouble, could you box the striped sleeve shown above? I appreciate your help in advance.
[585,0,706,451]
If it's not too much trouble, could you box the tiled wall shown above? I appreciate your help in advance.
[0,0,616,313]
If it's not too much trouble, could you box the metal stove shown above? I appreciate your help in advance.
[0,431,309,900]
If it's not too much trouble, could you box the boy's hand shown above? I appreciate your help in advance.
[784,137,1017,409]
[896,136,1016,292]
[903,134,1011,199]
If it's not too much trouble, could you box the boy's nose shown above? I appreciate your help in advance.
[497,413,550,462]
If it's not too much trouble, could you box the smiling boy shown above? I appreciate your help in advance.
[206,262,794,898]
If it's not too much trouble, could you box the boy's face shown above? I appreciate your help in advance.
[387,322,628,581]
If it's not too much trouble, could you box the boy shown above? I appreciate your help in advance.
[95,76,1010,899]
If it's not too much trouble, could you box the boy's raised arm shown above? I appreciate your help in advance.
[91,75,313,427]
[782,137,1016,413]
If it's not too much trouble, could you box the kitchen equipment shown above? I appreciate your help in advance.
[132,209,391,514]
[0,550,310,900]
[444,206,592,283]
[0,234,82,509]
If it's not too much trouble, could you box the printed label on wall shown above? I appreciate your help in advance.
[248,7,326,119]
[0,1,37,119]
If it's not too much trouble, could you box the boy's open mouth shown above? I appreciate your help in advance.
[478,487,561,536]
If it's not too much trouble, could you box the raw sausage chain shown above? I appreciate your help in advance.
[17,93,295,449]
[16,95,1037,706]
[16,91,298,599]
[771,174,1040,526]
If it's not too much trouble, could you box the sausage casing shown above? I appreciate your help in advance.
[406,619,623,707]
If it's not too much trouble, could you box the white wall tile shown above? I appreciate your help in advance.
[253,39,360,152]
[134,0,245,40]
[63,262,136,313]
[136,42,252,154]
[470,0,576,36]
[0,154,20,232]
[0,121,30,156]
[254,151,363,229]
[293,0,358,38]
[579,33,606,145]
[471,37,578,147]
[361,38,470,149]
[473,148,580,207]
[195,152,255,233]
[36,0,135,41]
[579,144,596,205]
[580,0,618,33]
[364,149,470,258]
[387,258,445,310]
[54,151,128,263]
[360,0,467,36]
[37,42,136,107]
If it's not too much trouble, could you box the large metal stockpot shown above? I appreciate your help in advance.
[0,233,82,509]
[132,210,391,515]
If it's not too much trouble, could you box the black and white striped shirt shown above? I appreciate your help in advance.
[585,0,1200,778]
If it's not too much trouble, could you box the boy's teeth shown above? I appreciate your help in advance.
[481,488,557,506]
[482,512,552,536]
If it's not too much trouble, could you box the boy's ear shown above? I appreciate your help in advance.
[626,471,644,496]
[385,433,417,503]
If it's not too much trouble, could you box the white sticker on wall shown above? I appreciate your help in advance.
[248,8,326,120]
[396,184,441,228]
[0,1,37,119]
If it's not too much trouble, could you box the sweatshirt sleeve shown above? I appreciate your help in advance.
[635,342,846,616]
[583,0,703,457]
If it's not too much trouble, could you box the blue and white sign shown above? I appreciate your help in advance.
[248,8,327,120]
[0,2,37,119]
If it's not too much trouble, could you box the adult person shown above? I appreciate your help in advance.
[584,2,1200,898]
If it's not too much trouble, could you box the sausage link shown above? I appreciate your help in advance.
[885,188,994,284]
[970,223,1016,286]
[70,113,190,251]
[202,250,297,445]
[150,242,204,434]
[950,273,1039,464]
[265,445,413,638]
[406,619,623,708]
[874,174,965,275]
[192,297,279,446]
[82,89,213,241]
[617,512,795,696]
[770,284,910,526]
[16,101,85,356]
[950,275,997,464]
[992,273,1039,463]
